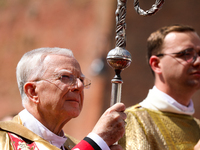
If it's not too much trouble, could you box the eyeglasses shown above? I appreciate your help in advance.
[58,74,91,89]
[35,70,91,89]
[156,48,200,63]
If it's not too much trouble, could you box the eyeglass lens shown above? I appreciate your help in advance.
[60,74,91,89]
[184,49,196,63]
[183,48,200,63]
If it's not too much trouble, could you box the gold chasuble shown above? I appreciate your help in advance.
[119,105,200,150]
[0,115,79,150]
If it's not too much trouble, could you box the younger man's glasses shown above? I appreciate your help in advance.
[156,48,200,63]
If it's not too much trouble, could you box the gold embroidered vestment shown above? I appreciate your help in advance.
[119,105,200,150]
[0,115,79,150]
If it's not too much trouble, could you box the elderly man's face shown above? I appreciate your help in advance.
[35,54,84,121]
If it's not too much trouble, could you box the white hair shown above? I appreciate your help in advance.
[16,47,74,106]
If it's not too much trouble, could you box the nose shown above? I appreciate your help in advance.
[69,78,84,91]
[77,78,84,88]
[193,54,200,65]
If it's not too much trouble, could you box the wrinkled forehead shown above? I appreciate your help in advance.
[43,54,83,77]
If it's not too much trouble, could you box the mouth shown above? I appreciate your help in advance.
[64,93,82,105]
[66,99,80,103]
[191,71,200,77]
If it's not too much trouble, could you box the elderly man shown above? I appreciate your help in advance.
[0,47,126,150]
[119,24,200,149]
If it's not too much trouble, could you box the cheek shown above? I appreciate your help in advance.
[38,91,58,109]
[80,91,84,110]
[58,83,71,93]
[163,63,189,84]
[38,84,63,104]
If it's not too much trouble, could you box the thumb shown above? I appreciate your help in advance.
[110,144,123,150]
[109,103,126,112]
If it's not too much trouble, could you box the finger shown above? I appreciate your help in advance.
[110,144,123,150]
[109,103,126,112]
[118,111,127,120]
[105,106,127,121]
[194,140,200,149]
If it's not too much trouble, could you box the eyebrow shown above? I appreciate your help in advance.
[55,69,85,78]
[56,69,73,74]
[174,48,194,54]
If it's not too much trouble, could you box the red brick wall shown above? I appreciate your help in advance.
[1,0,200,140]
[0,0,116,140]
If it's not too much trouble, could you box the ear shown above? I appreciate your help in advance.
[149,55,162,74]
[24,82,39,104]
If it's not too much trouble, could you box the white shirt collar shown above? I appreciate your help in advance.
[19,109,67,148]
[152,86,194,112]
[139,86,195,115]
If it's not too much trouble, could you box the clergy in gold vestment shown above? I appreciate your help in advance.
[119,24,200,149]
[119,87,200,150]
[0,47,126,150]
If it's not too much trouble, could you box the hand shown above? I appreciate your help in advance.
[194,140,200,150]
[110,144,123,150]
[92,103,126,146]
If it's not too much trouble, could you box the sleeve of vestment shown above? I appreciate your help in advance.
[72,137,102,150]
[72,132,110,150]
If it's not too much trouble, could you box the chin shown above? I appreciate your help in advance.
[71,112,81,118]
[69,109,82,118]
[188,80,200,89]
[64,103,82,116]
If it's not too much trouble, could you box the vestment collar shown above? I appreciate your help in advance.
[19,109,67,149]
[139,86,195,115]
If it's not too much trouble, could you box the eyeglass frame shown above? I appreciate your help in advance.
[57,74,91,89]
[33,70,91,89]
[155,48,200,63]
